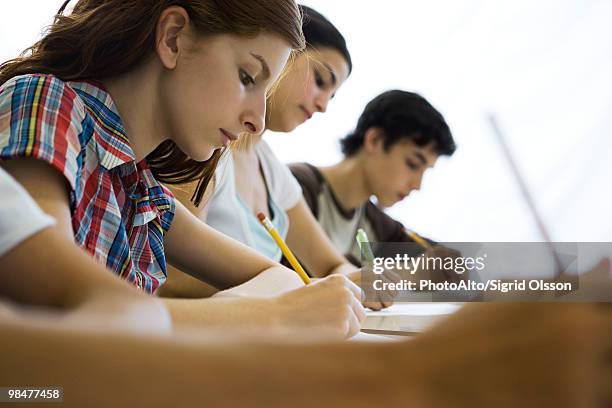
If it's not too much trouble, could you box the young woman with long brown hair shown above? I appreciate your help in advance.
[0,0,364,338]
[161,6,402,309]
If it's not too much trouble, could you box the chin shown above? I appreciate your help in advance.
[379,197,398,208]
[187,147,216,162]
[271,116,301,133]
[172,138,215,162]
[288,121,303,132]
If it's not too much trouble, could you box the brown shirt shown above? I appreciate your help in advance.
[290,162,433,266]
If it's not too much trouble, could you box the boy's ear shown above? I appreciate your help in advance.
[363,127,385,154]
[156,6,191,70]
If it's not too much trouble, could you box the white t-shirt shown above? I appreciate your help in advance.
[205,141,302,261]
[0,167,56,258]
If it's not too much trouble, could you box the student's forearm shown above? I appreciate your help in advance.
[163,275,366,339]
[156,264,220,298]
[0,227,134,308]
[319,260,362,287]
[163,296,279,328]
[0,227,172,333]
[164,201,280,289]
[0,320,424,408]
[161,264,304,299]
[329,262,360,278]
[214,266,304,297]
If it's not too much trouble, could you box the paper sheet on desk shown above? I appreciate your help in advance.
[366,303,462,317]
[363,303,463,334]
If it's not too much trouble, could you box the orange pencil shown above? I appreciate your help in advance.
[404,228,432,250]
[257,212,311,284]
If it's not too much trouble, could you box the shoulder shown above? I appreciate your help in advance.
[1,73,87,136]
[254,140,283,167]
[0,74,88,190]
[254,141,286,184]
[289,162,323,191]
[288,162,325,214]
[1,73,84,111]
[255,140,291,184]
[255,140,301,209]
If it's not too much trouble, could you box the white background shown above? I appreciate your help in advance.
[2,0,611,244]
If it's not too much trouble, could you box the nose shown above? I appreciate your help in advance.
[313,90,333,113]
[240,93,266,134]
[410,172,424,191]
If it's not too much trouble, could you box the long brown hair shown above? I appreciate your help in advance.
[0,0,305,206]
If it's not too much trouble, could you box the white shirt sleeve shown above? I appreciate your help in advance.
[256,141,302,211]
[0,167,56,258]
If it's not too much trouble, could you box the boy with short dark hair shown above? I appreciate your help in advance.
[291,90,456,264]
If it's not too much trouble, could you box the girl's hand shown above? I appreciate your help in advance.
[272,274,365,339]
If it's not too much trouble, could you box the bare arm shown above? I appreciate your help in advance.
[1,158,73,235]
[164,199,304,293]
[1,301,610,407]
[162,273,365,339]
[158,191,212,304]
[164,180,309,297]
[1,158,124,305]
[157,183,221,298]
[0,158,171,333]
[0,315,415,408]
[159,186,366,335]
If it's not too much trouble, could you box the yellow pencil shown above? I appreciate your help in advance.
[257,212,311,284]
[404,228,432,250]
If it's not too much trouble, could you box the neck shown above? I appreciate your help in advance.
[320,155,371,212]
[102,63,167,162]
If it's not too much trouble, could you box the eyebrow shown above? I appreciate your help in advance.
[413,152,428,166]
[322,62,337,86]
[250,53,270,81]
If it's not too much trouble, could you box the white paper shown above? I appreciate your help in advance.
[365,302,463,317]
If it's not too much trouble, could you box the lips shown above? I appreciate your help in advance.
[220,129,239,148]
[220,129,239,141]
[299,106,313,120]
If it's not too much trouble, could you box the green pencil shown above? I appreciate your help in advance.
[355,228,375,263]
